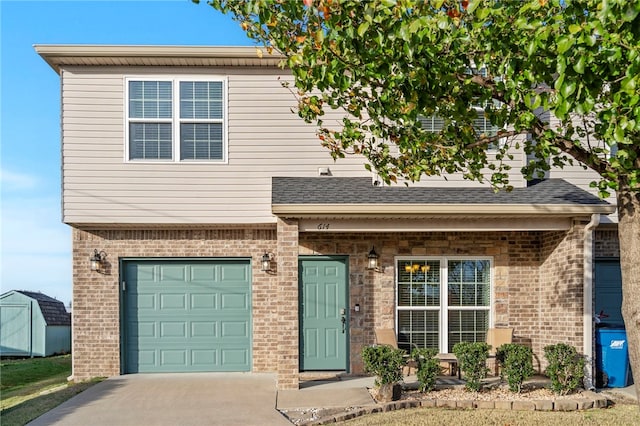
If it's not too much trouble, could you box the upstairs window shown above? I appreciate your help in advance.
[418,67,501,149]
[126,78,226,162]
[418,109,500,142]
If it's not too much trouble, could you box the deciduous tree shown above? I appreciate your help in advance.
[197,0,640,398]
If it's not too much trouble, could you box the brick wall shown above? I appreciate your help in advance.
[71,224,588,384]
[71,227,278,381]
[276,218,300,390]
[300,229,585,375]
[538,222,586,371]
[594,229,620,258]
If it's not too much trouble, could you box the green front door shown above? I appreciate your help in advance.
[299,257,348,371]
[122,259,251,373]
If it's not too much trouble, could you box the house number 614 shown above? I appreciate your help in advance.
[317,223,330,230]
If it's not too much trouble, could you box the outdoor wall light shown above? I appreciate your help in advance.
[367,246,379,270]
[261,252,272,272]
[90,249,107,273]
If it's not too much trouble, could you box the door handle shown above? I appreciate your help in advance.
[341,316,346,334]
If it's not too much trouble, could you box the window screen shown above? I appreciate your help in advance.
[127,79,225,162]
[179,81,224,160]
[396,258,491,353]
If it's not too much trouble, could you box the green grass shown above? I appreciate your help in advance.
[1,355,72,399]
[339,404,640,426]
[0,355,101,426]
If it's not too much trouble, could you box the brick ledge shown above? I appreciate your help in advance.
[297,391,610,426]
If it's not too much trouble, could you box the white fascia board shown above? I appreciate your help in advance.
[272,203,616,217]
[299,217,573,232]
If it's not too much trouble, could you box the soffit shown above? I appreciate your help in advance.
[34,45,284,73]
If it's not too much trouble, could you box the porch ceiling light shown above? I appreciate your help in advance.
[90,249,107,273]
[367,246,379,270]
[261,252,272,272]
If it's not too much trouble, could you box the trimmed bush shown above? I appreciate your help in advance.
[411,348,440,392]
[544,343,585,395]
[361,345,405,387]
[453,342,490,392]
[496,343,535,393]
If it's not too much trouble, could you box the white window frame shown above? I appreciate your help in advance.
[419,66,506,151]
[419,107,504,152]
[124,76,229,163]
[395,256,493,354]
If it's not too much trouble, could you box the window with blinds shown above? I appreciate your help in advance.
[128,81,173,160]
[396,257,491,354]
[418,111,499,140]
[127,78,226,162]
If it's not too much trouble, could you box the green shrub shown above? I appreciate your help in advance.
[411,348,440,392]
[453,342,490,392]
[543,343,585,395]
[496,343,535,393]
[361,345,405,387]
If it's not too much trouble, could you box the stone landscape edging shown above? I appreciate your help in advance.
[297,391,611,426]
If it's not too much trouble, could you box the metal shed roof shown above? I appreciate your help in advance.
[15,291,71,326]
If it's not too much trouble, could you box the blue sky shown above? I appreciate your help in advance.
[0,0,253,306]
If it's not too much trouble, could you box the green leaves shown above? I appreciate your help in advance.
[202,0,640,194]
[568,24,582,34]
[572,55,585,74]
[357,21,369,37]
[556,35,574,55]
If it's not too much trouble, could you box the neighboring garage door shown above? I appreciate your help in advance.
[122,259,251,373]
[594,259,623,325]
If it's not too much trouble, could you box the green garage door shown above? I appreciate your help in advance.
[122,259,251,373]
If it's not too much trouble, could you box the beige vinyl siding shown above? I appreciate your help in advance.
[543,114,617,223]
[61,66,528,225]
[61,67,366,225]
[548,164,617,222]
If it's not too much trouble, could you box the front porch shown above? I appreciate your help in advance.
[272,177,614,390]
[275,225,593,389]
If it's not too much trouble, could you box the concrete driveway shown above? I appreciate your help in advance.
[28,373,291,426]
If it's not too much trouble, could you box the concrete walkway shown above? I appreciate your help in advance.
[28,373,291,426]
[28,373,637,426]
[277,376,377,410]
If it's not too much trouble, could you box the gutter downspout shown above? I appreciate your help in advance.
[583,213,600,390]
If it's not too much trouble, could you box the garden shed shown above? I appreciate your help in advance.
[0,290,71,357]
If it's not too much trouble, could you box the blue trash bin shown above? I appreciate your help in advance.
[596,327,631,388]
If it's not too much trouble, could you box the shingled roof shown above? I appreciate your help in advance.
[16,291,71,326]
[272,177,614,217]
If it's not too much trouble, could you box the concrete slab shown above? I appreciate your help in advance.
[277,387,375,410]
[28,373,291,426]
[277,376,377,410]
[599,384,638,403]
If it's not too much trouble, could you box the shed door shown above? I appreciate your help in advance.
[0,304,30,356]
[122,259,251,373]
